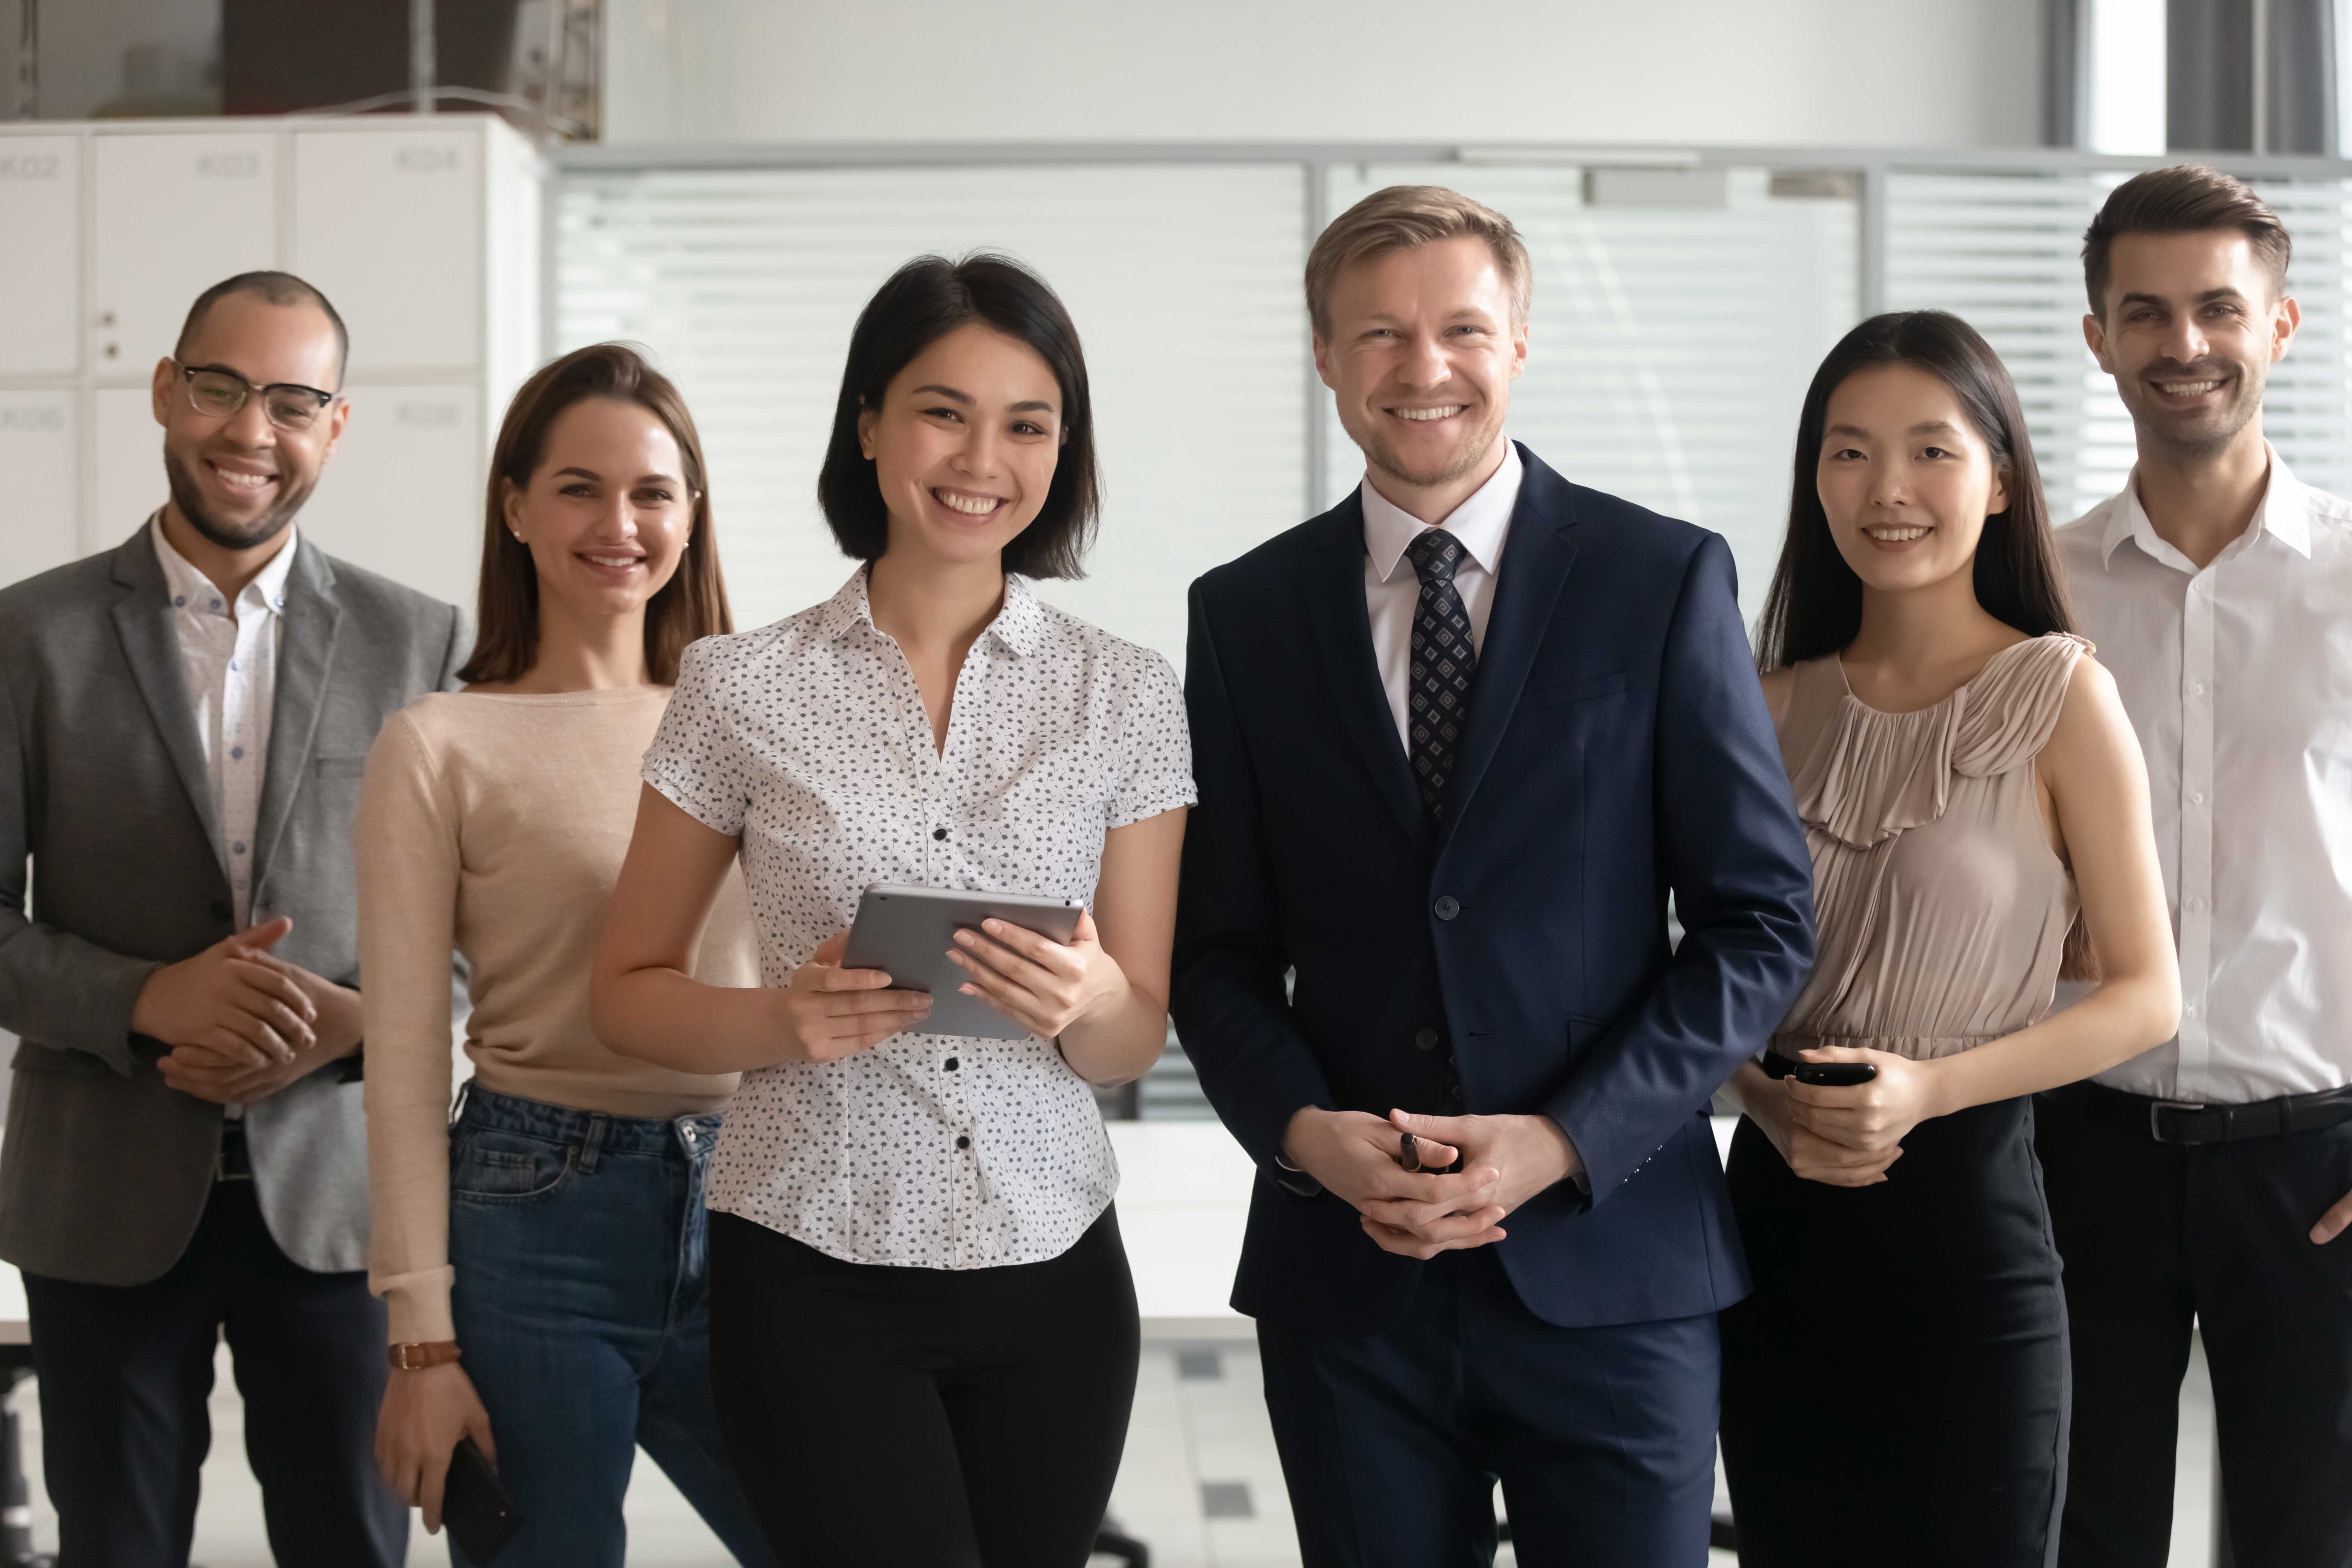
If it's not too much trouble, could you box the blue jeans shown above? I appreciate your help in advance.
[446,1085,778,1568]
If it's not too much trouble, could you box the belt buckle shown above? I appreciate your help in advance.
[2150,1099,2209,1143]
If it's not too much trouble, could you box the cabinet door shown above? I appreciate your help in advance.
[91,133,279,373]
[0,138,81,376]
[294,128,482,375]
[300,384,482,609]
[92,387,167,551]
[0,392,80,584]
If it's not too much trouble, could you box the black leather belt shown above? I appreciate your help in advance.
[2083,1081,2352,1145]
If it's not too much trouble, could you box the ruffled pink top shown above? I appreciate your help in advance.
[1770,634,2089,1063]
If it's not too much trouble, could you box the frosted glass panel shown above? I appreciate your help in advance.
[555,164,1309,666]
[1320,164,1862,625]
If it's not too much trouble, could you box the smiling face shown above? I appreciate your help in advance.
[856,322,1064,570]
[1816,361,2010,596]
[153,291,348,551]
[2086,230,2297,457]
[502,396,695,629]
[1315,236,1527,500]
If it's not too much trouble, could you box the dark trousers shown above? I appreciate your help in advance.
[2036,1083,2352,1568]
[1257,1245,1720,1568]
[21,1178,406,1568]
[708,1205,1139,1568]
[1720,1098,2070,1568]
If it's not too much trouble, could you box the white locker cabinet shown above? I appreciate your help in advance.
[91,133,280,372]
[0,138,80,376]
[0,392,80,579]
[300,383,483,610]
[91,386,165,553]
[294,128,484,375]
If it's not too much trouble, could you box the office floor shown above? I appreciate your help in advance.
[9,1335,2219,1566]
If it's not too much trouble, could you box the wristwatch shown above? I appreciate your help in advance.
[387,1340,462,1371]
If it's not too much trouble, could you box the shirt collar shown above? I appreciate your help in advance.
[150,512,299,617]
[815,565,1046,658]
[1360,440,1524,584]
[2102,441,2314,569]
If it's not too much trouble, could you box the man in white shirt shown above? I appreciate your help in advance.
[2038,165,2352,1568]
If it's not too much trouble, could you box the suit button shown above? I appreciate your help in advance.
[1413,1027,1442,1054]
[1433,896,1460,921]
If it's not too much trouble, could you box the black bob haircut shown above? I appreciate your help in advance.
[816,253,1099,580]
[175,271,350,387]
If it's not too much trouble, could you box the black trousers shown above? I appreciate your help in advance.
[21,1178,406,1568]
[1258,1245,1720,1568]
[1720,1097,2070,1568]
[2036,1083,2352,1568]
[707,1205,1139,1568]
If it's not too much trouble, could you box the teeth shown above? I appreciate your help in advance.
[216,469,273,490]
[583,554,640,568]
[1393,407,1464,422]
[2157,380,2221,396]
[935,490,1001,516]
[1867,527,1930,542]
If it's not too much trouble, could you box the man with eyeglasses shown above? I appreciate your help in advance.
[0,272,466,1565]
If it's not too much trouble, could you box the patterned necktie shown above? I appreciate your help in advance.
[1403,528,1477,824]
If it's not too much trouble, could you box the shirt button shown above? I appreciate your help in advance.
[955,1135,971,1150]
[173,596,186,608]
[933,827,948,842]
[232,842,246,855]
[2185,1004,2199,1020]
[1433,896,1460,921]
[229,660,240,672]
[230,746,243,760]
[944,1057,960,1071]
[2191,683,2206,697]
[209,599,221,611]
[2190,791,2205,805]
[1413,1027,1442,1053]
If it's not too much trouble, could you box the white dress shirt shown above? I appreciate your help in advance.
[642,570,1196,1269]
[151,515,296,932]
[1361,440,1524,746]
[2057,447,2352,1103]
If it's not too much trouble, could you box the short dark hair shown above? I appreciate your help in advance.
[2082,165,2292,316]
[174,271,351,384]
[1756,310,2073,671]
[816,254,1099,580]
[458,342,732,686]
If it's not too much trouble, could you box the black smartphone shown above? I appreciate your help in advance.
[1792,1061,1879,1087]
[443,1436,522,1562]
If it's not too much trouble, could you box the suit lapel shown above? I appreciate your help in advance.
[251,540,342,897]
[1439,450,1580,855]
[1299,496,1432,859]
[108,530,224,859]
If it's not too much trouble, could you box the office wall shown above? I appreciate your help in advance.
[602,0,2046,148]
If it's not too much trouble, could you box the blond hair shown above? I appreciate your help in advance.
[1304,185,1532,338]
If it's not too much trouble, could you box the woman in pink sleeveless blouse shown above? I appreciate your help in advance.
[1716,312,2180,1567]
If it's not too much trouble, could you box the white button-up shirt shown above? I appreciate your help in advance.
[151,515,296,932]
[1361,439,1524,747]
[2057,447,2352,1103]
[642,570,1195,1269]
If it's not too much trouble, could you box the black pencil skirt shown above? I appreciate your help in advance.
[1717,1093,2070,1568]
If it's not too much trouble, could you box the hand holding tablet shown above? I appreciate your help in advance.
[842,884,1090,1043]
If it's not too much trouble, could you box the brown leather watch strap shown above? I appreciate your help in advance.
[387,1340,461,1371]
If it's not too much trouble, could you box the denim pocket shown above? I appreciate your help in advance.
[449,1130,573,1204]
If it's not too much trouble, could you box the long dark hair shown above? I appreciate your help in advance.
[458,343,732,686]
[1754,310,2073,671]
[815,253,1100,580]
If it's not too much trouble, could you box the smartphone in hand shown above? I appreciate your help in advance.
[1792,1061,1879,1088]
[443,1436,522,1562]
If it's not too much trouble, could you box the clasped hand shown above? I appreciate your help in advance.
[1765,1045,1944,1187]
[1284,1106,1578,1262]
[133,917,361,1104]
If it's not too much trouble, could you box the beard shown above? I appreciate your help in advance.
[2117,354,2268,458]
[163,446,315,552]
[1345,395,1510,495]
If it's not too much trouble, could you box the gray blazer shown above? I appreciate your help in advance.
[0,527,467,1285]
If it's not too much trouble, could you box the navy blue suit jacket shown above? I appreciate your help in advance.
[1171,446,1816,1335]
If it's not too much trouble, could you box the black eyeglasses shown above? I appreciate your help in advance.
[172,361,339,432]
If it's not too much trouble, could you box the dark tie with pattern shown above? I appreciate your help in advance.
[1403,528,1477,824]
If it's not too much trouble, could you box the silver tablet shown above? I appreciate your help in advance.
[841,884,1085,1042]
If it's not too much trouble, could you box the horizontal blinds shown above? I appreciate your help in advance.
[555,164,1309,666]
[1320,164,1861,624]
[1884,170,2352,521]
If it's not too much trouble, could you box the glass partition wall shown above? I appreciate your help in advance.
[551,145,2352,1115]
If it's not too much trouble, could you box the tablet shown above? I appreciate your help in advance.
[841,884,1085,1042]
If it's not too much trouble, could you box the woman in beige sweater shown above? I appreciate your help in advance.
[357,344,775,1565]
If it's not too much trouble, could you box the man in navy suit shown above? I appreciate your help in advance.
[1171,186,1816,1565]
